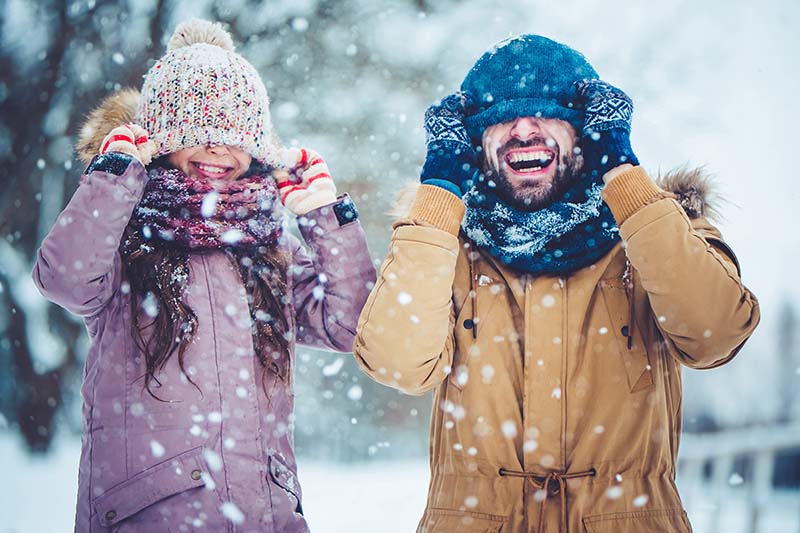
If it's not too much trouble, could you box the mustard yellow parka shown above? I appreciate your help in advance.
[354,167,760,533]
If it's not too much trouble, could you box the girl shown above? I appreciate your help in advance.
[33,19,375,532]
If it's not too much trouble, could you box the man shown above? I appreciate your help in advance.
[353,35,760,532]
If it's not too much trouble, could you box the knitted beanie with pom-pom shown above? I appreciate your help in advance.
[137,19,277,164]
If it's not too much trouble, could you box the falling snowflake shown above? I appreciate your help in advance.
[347,384,363,401]
[221,229,244,244]
[142,292,159,318]
[292,17,309,32]
[728,473,744,486]
[220,502,245,524]
[501,420,517,439]
[322,357,345,376]
[203,449,223,472]
[523,440,539,453]
[455,365,469,387]
[150,440,165,458]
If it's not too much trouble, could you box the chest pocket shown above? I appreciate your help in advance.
[598,278,653,393]
[450,263,519,392]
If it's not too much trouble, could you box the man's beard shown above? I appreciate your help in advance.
[482,136,583,212]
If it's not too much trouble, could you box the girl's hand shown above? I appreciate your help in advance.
[274,148,337,215]
[99,124,156,166]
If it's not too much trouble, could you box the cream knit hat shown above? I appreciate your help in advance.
[137,19,277,164]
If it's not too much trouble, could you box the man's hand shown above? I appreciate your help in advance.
[275,148,337,216]
[575,79,639,180]
[99,124,155,166]
[420,91,480,197]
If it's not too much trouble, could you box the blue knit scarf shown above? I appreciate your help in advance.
[462,173,619,276]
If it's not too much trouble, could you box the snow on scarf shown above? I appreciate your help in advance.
[462,175,619,276]
[122,165,284,257]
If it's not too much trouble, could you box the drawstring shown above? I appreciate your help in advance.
[622,259,635,350]
[499,467,596,533]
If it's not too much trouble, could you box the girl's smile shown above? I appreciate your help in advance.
[168,144,253,181]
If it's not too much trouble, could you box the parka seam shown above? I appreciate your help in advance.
[560,277,568,472]
[200,255,233,522]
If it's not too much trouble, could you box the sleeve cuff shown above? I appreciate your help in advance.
[298,194,358,234]
[407,184,466,236]
[85,152,137,177]
[601,166,666,224]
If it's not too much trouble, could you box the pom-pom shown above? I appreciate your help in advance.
[167,19,234,52]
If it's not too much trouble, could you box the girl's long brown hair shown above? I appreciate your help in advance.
[122,163,291,398]
[124,246,291,398]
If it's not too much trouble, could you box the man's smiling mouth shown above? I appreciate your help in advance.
[504,148,555,174]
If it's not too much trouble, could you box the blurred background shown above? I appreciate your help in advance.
[1,0,798,531]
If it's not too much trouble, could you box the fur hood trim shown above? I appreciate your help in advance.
[75,88,140,165]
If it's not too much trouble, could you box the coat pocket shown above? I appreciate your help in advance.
[418,507,506,532]
[599,281,653,393]
[583,508,691,532]
[268,452,303,515]
[93,446,206,528]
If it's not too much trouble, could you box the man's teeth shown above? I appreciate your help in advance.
[507,150,554,172]
[508,151,553,164]
[196,163,229,174]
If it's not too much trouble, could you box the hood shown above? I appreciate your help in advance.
[75,88,140,166]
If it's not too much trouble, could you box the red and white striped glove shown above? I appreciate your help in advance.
[99,124,155,166]
[275,148,337,215]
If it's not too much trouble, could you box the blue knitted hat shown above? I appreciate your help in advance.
[461,35,599,142]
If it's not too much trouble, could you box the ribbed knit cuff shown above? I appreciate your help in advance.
[601,166,664,224]
[408,184,466,236]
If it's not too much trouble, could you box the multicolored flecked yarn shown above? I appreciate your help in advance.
[136,19,277,165]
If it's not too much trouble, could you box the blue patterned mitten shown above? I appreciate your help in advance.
[420,92,480,196]
[575,79,639,177]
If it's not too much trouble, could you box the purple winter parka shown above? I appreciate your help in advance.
[32,154,376,532]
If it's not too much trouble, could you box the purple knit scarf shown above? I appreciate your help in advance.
[123,166,284,256]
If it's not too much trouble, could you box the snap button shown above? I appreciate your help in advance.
[621,325,629,337]
[463,319,474,330]
[105,510,117,521]
[191,469,202,481]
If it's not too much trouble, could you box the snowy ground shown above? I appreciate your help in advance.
[3,433,798,532]
[0,433,428,533]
